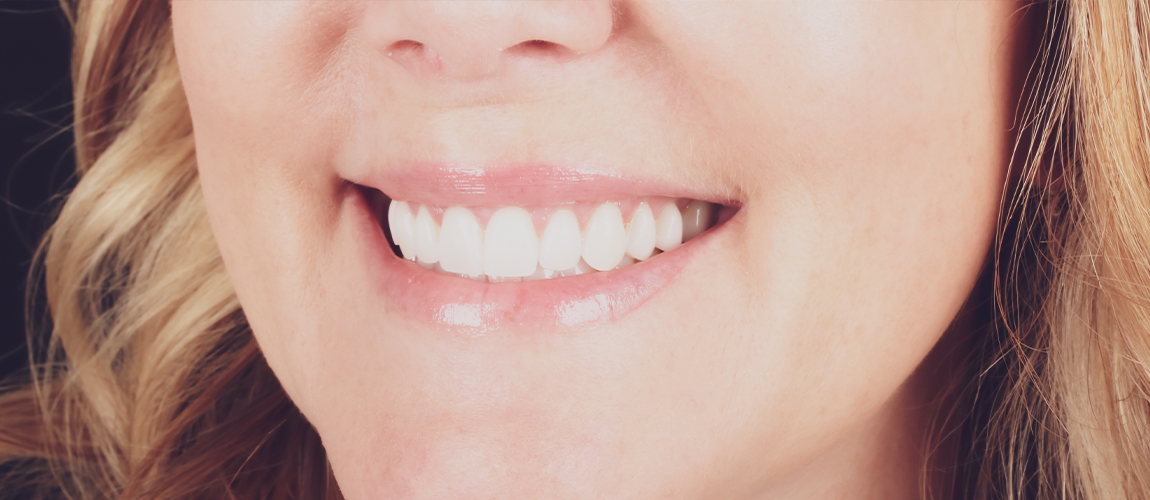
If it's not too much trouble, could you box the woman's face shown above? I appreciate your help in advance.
[173,2,1027,498]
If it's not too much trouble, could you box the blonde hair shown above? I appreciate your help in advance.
[979,0,1150,497]
[2,0,1149,498]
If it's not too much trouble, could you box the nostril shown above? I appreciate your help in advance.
[504,39,569,58]
[520,39,557,50]
[386,39,424,57]
[385,40,445,77]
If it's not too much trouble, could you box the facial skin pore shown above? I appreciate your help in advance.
[172,2,1028,498]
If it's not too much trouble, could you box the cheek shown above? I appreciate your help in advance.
[654,0,1012,434]
[172,1,363,397]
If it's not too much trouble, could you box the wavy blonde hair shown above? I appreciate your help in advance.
[2,0,1149,499]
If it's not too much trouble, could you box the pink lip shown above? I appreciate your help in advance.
[351,164,730,206]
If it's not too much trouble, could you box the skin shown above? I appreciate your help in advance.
[172,1,1034,498]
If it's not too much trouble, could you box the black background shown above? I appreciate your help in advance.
[1,1,75,383]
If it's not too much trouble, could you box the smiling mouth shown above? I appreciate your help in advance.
[345,165,740,333]
[364,188,739,282]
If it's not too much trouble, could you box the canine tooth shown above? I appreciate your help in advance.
[681,200,714,242]
[413,205,441,264]
[538,210,582,271]
[438,206,485,276]
[655,203,683,251]
[484,207,539,278]
[582,203,628,271]
[388,200,417,260]
[625,202,657,260]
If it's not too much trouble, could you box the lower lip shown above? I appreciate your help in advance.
[350,189,706,336]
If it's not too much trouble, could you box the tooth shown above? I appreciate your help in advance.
[657,203,680,250]
[681,200,714,242]
[582,203,627,271]
[655,203,683,251]
[538,210,582,271]
[437,206,485,276]
[625,202,657,260]
[615,256,635,269]
[484,207,539,278]
[413,204,441,264]
[388,200,417,260]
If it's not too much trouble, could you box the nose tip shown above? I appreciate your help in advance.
[365,1,615,80]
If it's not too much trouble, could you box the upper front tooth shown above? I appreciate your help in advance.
[625,202,657,261]
[437,206,485,276]
[655,203,683,251]
[388,200,417,260]
[484,207,539,278]
[681,200,714,242]
[413,204,441,264]
[538,209,582,271]
[582,203,627,271]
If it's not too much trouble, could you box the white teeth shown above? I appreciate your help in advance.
[388,200,417,260]
[681,200,714,242]
[538,209,582,271]
[437,206,485,276]
[625,202,657,261]
[413,204,441,264]
[386,197,724,281]
[484,207,539,278]
[655,203,683,251]
[582,203,628,271]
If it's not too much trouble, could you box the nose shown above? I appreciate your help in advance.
[363,1,615,80]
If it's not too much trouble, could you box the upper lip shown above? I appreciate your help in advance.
[345,163,740,207]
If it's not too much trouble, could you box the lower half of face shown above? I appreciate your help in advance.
[173,1,1024,498]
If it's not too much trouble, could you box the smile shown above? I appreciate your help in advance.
[349,165,740,335]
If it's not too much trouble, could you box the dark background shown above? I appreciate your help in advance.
[1,1,75,383]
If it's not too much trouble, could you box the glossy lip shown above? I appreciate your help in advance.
[348,165,736,336]
[349,164,737,207]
